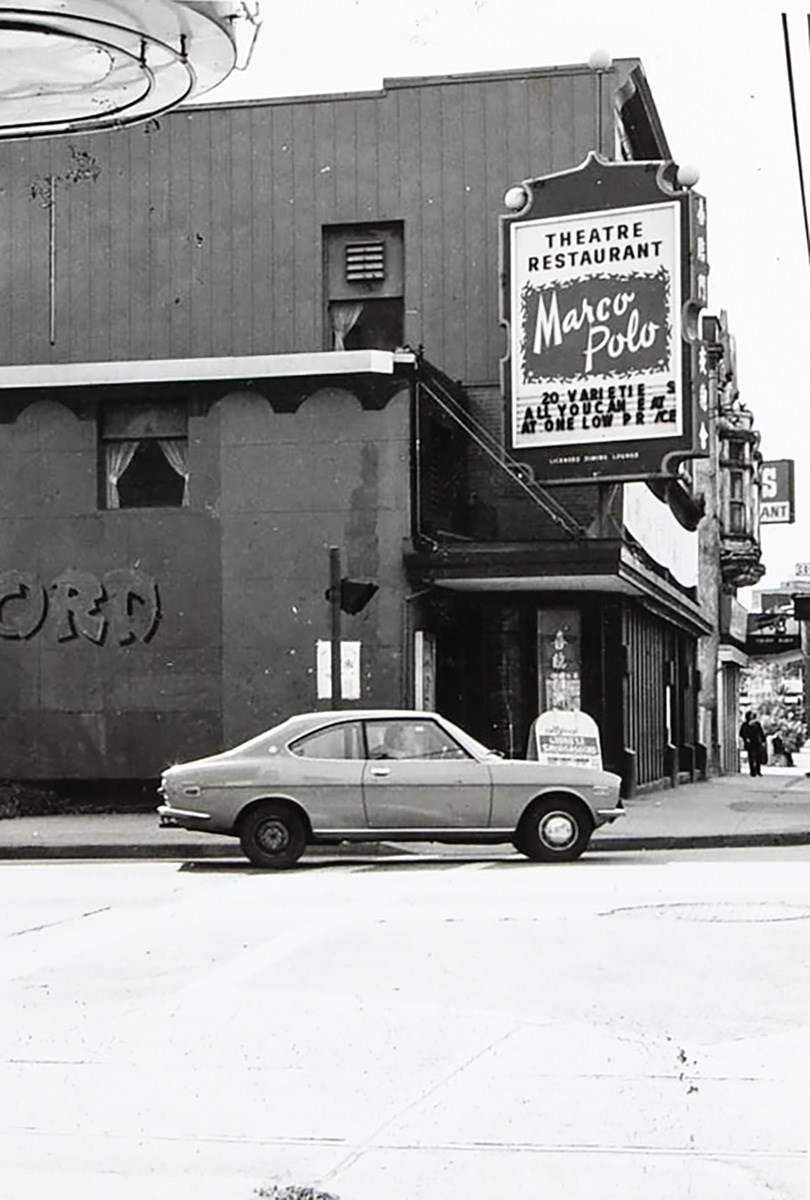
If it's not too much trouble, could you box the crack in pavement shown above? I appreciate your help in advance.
[318,1025,520,1182]
[10,906,112,937]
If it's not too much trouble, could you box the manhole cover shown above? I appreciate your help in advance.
[600,902,810,923]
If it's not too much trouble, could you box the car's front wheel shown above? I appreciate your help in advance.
[239,802,307,869]
[517,796,593,863]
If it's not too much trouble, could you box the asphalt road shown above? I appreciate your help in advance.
[3,849,809,1200]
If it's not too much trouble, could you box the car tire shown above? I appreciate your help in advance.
[517,796,593,863]
[239,802,307,869]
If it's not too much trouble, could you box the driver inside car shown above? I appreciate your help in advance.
[371,724,417,759]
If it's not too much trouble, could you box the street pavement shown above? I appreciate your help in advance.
[3,850,809,1199]
[2,745,809,860]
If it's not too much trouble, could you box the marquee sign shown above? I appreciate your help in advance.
[759,459,795,524]
[501,154,709,483]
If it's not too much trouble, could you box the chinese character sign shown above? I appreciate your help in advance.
[537,608,581,712]
[511,202,681,452]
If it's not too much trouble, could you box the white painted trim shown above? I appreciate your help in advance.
[0,349,416,391]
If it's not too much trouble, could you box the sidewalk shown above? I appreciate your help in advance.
[593,761,810,850]
[1,751,809,860]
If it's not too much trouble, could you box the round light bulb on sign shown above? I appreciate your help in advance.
[504,185,528,212]
[588,49,613,71]
[676,163,701,188]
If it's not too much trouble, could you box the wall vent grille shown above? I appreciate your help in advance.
[345,241,385,281]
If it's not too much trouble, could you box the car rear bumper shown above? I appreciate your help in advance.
[157,803,213,829]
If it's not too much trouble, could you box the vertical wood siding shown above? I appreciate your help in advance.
[623,603,668,786]
[0,67,603,382]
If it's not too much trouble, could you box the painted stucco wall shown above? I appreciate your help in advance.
[215,386,411,746]
[0,399,221,778]
[0,384,411,779]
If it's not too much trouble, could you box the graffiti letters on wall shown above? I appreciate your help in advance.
[0,569,160,644]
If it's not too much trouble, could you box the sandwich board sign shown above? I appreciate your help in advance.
[528,709,603,769]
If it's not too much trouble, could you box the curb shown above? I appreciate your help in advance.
[590,831,810,851]
[0,840,409,861]
[2,832,809,860]
[0,843,243,860]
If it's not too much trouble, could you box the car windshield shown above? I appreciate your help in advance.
[435,718,502,760]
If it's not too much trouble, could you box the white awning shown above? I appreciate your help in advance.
[0,349,417,390]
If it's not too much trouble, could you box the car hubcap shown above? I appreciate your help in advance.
[256,818,290,854]
[539,811,577,850]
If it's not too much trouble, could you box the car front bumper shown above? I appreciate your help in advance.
[595,802,625,824]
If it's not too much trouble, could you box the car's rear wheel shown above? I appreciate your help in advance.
[239,802,307,869]
[517,797,593,863]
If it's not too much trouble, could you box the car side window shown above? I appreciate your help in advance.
[289,721,364,760]
[365,720,469,760]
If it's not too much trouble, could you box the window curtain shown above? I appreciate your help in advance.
[105,440,139,509]
[330,301,364,351]
[159,438,190,506]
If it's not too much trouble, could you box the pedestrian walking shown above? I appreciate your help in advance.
[739,711,767,776]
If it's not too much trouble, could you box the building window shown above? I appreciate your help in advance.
[324,222,404,351]
[729,469,746,534]
[100,401,189,510]
[329,296,404,352]
[726,440,746,466]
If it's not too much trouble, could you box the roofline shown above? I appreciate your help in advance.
[181,57,646,114]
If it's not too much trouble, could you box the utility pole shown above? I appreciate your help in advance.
[329,546,342,709]
[325,546,378,708]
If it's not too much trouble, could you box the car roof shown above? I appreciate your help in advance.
[271,710,444,737]
[210,709,498,761]
[294,710,440,720]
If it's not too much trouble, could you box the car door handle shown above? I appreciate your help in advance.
[369,767,391,777]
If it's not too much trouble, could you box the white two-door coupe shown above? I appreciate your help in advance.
[158,709,624,868]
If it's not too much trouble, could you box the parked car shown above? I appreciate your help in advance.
[157,709,624,868]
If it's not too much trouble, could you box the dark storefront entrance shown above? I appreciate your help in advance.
[421,589,700,795]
